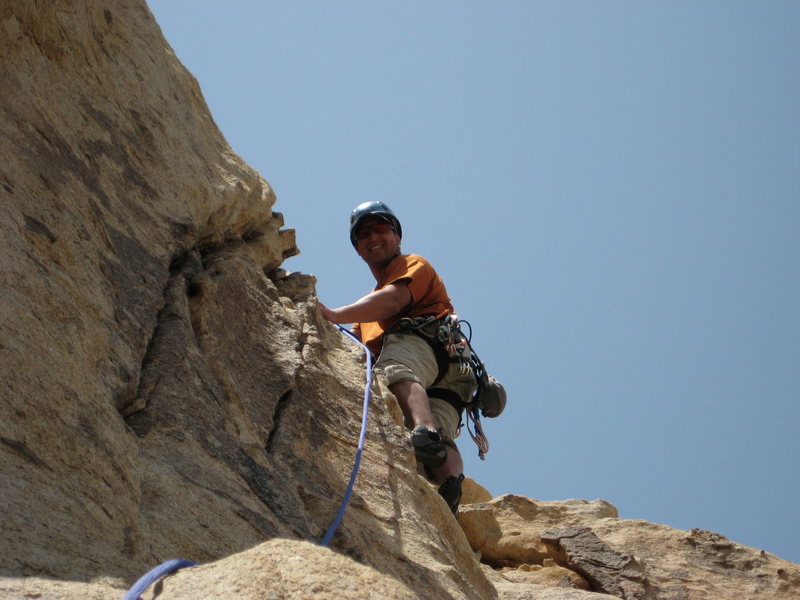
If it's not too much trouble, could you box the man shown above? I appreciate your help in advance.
[319,201,476,513]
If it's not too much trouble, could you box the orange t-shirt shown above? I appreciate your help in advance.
[354,254,453,354]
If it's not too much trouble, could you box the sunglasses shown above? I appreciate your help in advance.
[355,222,395,240]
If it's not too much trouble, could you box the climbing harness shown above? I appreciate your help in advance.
[387,313,504,460]
[387,313,472,384]
[121,325,373,598]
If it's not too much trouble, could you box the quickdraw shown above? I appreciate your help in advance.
[436,313,472,376]
[465,406,490,461]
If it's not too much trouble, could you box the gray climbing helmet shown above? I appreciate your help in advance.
[476,374,507,418]
[349,201,402,248]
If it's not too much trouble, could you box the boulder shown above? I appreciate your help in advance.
[589,520,800,600]
[458,495,618,566]
[459,495,800,599]
[139,538,418,600]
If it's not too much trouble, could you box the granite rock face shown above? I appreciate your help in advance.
[459,496,800,599]
[1,3,491,599]
[458,495,619,567]
[1,2,799,600]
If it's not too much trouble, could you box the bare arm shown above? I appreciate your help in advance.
[320,281,412,324]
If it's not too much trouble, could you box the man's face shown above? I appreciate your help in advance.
[354,217,401,269]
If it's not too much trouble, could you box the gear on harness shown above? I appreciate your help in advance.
[386,313,506,460]
[463,343,506,460]
[386,313,473,385]
[465,406,490,460]
[437,313,472,376]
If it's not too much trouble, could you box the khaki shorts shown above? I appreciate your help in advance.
[375,332,477,442]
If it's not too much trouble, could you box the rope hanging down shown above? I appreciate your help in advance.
[320,324,373,546]
[121,325,373,598]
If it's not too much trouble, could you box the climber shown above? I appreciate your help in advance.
[319,201,476,514]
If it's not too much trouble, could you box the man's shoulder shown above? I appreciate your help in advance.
[400,253,433,268]
[380,254,436,285]
[389,254,437,277]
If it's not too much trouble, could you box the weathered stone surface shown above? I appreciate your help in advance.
[0,577,122,600]
[1,0,293,580]
[541,527,648,599]
[499,559,590,590]
[458,495,619,566]
[493,583,619,600]
[0,2,493,599]
[141,538,418,600]
[461,494,800,599]
[481,567,609,600]
[462,477,493,504]
[590,520,800,600]
[0,539,418,600]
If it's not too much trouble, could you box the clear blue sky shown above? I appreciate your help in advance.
[147,1,799,564]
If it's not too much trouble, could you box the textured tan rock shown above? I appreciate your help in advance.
[477,565,603,600]
[458,494,619,566]
[493,582,619,600]
[462,494,800,599]
[140,538,418,600]
[500,559,590,589]
[0,577,123,600]
[1,0,292,580]
[541,527,647,599]
[0,2,493,600]
[0,540,418,600]
[589,520,800,600]
[462,476,493,504]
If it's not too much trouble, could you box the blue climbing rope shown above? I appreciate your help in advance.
[122,325,371,597]
[122,558,197,600]
[320,324,373,546]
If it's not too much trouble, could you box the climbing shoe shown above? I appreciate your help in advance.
[410,424,447,467]
[438,474,465,514]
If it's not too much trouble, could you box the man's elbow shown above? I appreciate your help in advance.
[387,292,412,317]
[372,283,411,321]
